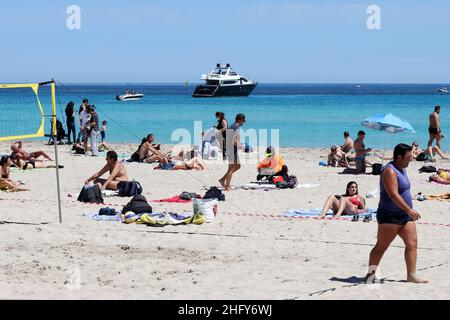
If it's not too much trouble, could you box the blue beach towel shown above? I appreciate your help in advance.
[281,208,377,220]
[83,212,123,222]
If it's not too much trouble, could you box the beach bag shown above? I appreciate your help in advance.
[193,198,218,222]
[72,144,86,154]
[179,191,200,200]
[121,194,152,214]
[418,165,437,173]
[77,184,104,204]
[129,151,141,162]
[99,207,118,216]
[117,180,143,197]
[286,175,298,189]
[203,186,225,201]
[372,163,383,175]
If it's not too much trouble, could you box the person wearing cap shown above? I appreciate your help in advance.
[256,146,288,181]
[219,113,246,191]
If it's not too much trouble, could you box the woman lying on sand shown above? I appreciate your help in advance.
[11,157,64,170]
[319,181,366,218]
[0,155,29,191]
[429,169,450,185]
[154,157,205,171]
[412,142,447,161]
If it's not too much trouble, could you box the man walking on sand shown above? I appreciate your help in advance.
[427,105,443,161]
[219,113,246,191]
[365,143,427,284]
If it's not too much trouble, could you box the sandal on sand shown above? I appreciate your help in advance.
[352,214,359,222]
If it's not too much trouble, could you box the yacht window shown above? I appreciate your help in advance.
[240,78,248,82]
[223,80,237,85]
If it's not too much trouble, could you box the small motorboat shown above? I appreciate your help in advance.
[438,87,448,93]
[116,90,144,101]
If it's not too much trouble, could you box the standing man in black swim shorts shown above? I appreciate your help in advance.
[427,105,442,160]
[365,143,427,284]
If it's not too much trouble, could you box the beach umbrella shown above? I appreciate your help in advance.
[361,113,415,162]
[361,113,415,134]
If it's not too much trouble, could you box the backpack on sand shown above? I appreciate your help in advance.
[117,180,143,197]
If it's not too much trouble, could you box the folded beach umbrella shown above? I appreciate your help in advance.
[361,113,415,134]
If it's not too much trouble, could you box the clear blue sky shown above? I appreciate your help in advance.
[1,0,449,83]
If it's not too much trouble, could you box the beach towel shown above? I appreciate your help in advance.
[425,193,450,202]
[296,183,320,189]
[281,208,377,221]
[243,183,278,190]
[102,190,119,197]
[83,212,123,222]
[151,195,192,203]
[136,211,204,226]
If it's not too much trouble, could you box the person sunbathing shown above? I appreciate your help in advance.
[429,169,450,185]
[10,140,53,162]
[10,156,63,170]
[85,151,129,190]
[0,155,29,191]
[154,157,205,170]
[327,145,349,168]
[413,142,447,161]
[319,181,366,218]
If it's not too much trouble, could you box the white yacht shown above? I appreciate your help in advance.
[192,63,257,97]
[438,87,448,93]
[116,90,144,101]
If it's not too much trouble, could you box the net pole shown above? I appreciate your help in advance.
[51,80,63,223]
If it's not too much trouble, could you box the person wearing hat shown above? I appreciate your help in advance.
[256,146,288,181]
[219,113,246,191]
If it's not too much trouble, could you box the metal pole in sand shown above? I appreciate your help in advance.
[51,79,63,223]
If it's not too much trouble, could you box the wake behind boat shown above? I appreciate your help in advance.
[116,90,144,101]
[192,63,257,97]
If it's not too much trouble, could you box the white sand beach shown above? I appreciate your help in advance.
[0,141,449,299]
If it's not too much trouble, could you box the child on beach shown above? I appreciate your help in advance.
[101,120,107,143]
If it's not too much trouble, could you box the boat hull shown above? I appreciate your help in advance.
[192,83,257,97]
[116,94,144,101]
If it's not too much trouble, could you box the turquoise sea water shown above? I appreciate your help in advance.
[1,84,449,150]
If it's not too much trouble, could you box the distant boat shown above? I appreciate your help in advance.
[192,63,257,97]
[356,85,361,88]
[116,90,144,101]
[438,87,448,93]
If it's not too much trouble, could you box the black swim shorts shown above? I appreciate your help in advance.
[428,127,439,135]
[376,211,413,225]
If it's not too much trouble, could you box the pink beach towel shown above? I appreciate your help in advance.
[151,196,192,203]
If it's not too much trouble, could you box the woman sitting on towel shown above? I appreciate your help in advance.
[319,181,366,218]
[154,157,205,171]
[429,169,450,185]
[0,155,28,191]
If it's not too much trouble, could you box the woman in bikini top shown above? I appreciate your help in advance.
[320,181,366,218]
